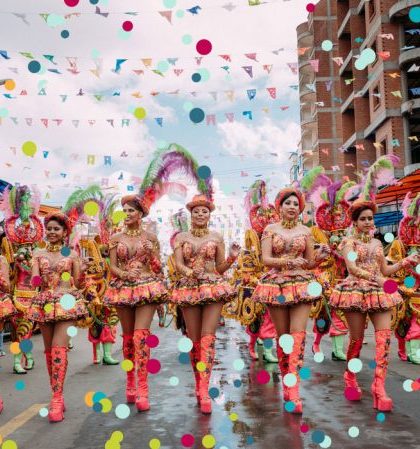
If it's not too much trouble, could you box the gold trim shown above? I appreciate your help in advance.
[191,228,209,238]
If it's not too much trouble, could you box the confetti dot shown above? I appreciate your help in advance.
[2,440,18,449]
[181,434,195,447]
[306,3,315,12]
[368,360,376,369]
[19,339,33,353]
[279,334,294,354]
[384,232,394,243]
[149,439,160,449]
[22,141,37,157]
[321,40,333,51]
[64,0,79,6]
[183,101,194,112]
[44,303,53,313]
[404,276,416,288]
[118,29,131,40]
[209,387,219,398]
[105,441,120,449]
[61,246,71,256]
[317,318,326,329]
[61,30,70,39]
[93,391,106,403]
[409,6,420,22]
[285,401,295,412]
[263,339,273,349]
[146,334,159,348]
[84,200,99,216]
[197,165,211,179]
[112,211,126,225]
[60,294,76,310]
[189,107,205,123]
[347,251,357,262]
[111,431,124,442]
[93,402,103,413]
[10,342,21,355]
[320,435,332,448]
[311,430,325,444]
[15,380,25,390]
[283,373,297,387]
[233,358,245,370]
[314,352,324,363]
[348,358,363,373]
[182,34,193,45]
[403,379,413,392]
[31,275,42,287]
[84,391,95,407]
[134,107,147,120]
[178,353,190,364]
[67,326,78,338]
[355,48,376,70]
[28,60,41,74]
[308,281,322,297]
[344,386,361,400]
[121,359,134,372]
[157,60,170,73]
[233,379,242,387]
[197,68,210,82]
[0,108,8,118]
[416,264,420,274]
[90,0,99,4]
[277,295,286,303]
[176,9,184,18]
[115,404,130,419]
[46,14,65,27]
[383,279,398,294]
[376,412,386,422]
[196,39,212,55]
[348,426,359,438]
[256,370,270,384]
[163,0,177,7]
[169,376,179,386]
[99,398,112,413]
[4,79,16,90]
[39,407,48,417]
[197,361,206,372]
[300,423,310,433]
[202,435,216,449]
[61,272,71,281]
[246,436,254,444]
[91,48,100,59]
[147,359,161,374]
[122,21,133,31]
[177,337,193,352]
[192,73,202,82]
[300,366,311,380]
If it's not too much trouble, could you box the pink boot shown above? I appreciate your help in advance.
[122,334,136,403]
[396,334,407,362]
[199,334,216,414]
[189,340,201,405]
[284,331,306,414]
[133,329,151,412]
[344,338,363,401]
[276,339,289,401]
[371,329,393,411]
[48,346,67,423]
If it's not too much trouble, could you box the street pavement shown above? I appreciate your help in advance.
[0,317,419,449]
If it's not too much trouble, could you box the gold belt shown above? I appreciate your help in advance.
[14,289,37,299]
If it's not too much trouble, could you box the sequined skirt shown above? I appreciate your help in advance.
[0,293,16,320]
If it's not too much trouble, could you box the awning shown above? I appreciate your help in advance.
[374,210,403,227]
[376,169,420,204]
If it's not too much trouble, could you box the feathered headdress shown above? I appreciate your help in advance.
[62,185,104,228]
[0,185,41,219]
[169,209,189,249]
[139,143,214,215]
[399,192,420,246]
[244,180,279,234]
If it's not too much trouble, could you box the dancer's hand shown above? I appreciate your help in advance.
[229,242,241,259]
[291,257,307,269]
[142,240,153,253]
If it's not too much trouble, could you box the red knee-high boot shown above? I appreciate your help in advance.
[372,329,393,411]
[189,340,201,405]
[122,334,136,403]
[284,331,306,414]
[344,338,363,401]
[45,350,66,412]
[276,339,290,401]
[199,334,216,414]
[312,328,323,354]
[48,346,67,423]
[395,333,407,362]
[133,329,151,412]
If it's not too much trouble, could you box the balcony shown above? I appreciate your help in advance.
[399,47,420,68]
[299,89,316,101]
[337,8,356,38]
[401,98,420,115]
[339,50,354,76]
[341,91,355,114]
[356,0,367,14]
[389,0,420,20]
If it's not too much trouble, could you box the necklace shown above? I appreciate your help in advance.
[46,243,63,252]
[281,219,298,229]
[191,227,209,238]
[355,231,372,243]
[124,227,142,237]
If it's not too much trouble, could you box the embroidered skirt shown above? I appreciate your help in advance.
[0,293,16,320]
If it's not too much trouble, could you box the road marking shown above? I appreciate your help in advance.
[0,403,47,440]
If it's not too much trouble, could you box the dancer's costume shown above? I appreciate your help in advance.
[63,186,119,365]
[300,167,353,360]
[329,155,416,411]
[222,180,279,363]
[0,186,43,374]
[27,212,88,422]
[170,193,236,414]
[0,254,13,414]
[386,193,420,364]
[251,188,324,414]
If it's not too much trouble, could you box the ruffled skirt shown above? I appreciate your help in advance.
[251,269,320,306]
[330,277,403,312]
[27,289,88,323]
[104,277,167,307]
[170,276,236,306]
[0,293,16,320]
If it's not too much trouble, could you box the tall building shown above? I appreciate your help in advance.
[295,0,420,183]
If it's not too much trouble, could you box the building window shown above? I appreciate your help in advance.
[368,0,376,21]
[372,83,381,110]
[380,139,387,156]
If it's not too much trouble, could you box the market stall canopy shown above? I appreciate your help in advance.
[376,169,420,205]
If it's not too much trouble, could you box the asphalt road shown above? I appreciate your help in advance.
[0,317,419,449]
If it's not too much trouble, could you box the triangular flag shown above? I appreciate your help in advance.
[242,111,253,120]
[94,95,103,101]
[90,68,101,78]
[159,10,172,24]
[60,95,68,102]
[267,87,276,99]
[142,58,152,67]
[263,64,273,73]
[39,14,49,22]
[219,54,231,62]
[0,50,10,59]
[25,118,32,126]
[309,59,319,72]
[20,52,34,59]
[167,58,178,65]
[245,53,258,62]
[246,89,256,100]
[41,118,49,128]
[107,119,114,127]
[225,112,235,122]
[152,69,164,76]
[155,117,163,127]
[173,69,183,76]
[113,59,127,73]
[72,120,79,128]
[43,55,56,64]
[287,62,298,74]
[43,151,49,158]
[242,66,253,78]
[133,69,144,75]
[209,92,218,101]
[20,90,27,96]
[225,90,235,101]
[38,88,46,95]
[195,57,203,65]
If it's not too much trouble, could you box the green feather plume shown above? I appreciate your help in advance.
[336,181,356,204]
[300,166,324,192]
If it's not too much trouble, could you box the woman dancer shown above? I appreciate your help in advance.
[0,253,14,413]
[171,194,240,414]
[103,195,167,412]
[251,187,329,413]
[29,213,88,422]
[330,198,419,411]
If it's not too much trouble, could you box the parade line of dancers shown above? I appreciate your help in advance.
[0,147,419,423]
